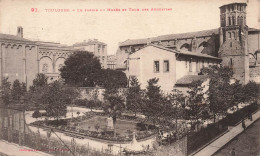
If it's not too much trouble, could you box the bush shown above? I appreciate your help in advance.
[32,110,41,119]
[74,99,88,106]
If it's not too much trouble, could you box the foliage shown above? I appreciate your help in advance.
[27,74,49,107]
[0,77,12,106]
[29,73,48,91]
[95,69,128,89]
[185,80,208,128]
[141,78,164,123]
[126,77,143,116]
[41,81,77,120]
[11,79,27,101]
[60,51,102,87]
[242,81,259,103]
[103,84,125,136]
[201,65,234,123]
[32,110,42,119]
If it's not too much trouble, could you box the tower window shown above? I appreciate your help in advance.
[230,42,232,47]
[228,17,231,26]
[228,32,232,39]
[230,58,233,68]
[154,61,160,73]
[163,60,169,72]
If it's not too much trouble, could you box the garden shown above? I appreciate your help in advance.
[31,111,158,142]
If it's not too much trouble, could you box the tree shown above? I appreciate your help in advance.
[60,51,102,87]
[95,69,127,89]
[41,81,77,120]
[29,73,48,91]
[186,80,207,130]
[28,74,49,107]
[242,81,259,103]
[11,79,22,101]
[32,110,42,120]
[0,77,12,106]
[201,65,234,124]
[126,77,143,116]
[169,89,185,132]
[142,78,164,122]
[103,86,125,137]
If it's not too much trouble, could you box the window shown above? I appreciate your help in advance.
[196,59,199,72]
[228,32,232,39]
[163,60,169,72]
[42,64,48,73]
[230,58,233,67]
[154,61,160,72]
[230,42,233,47]
[202,60,205,68]
[189,59,192,72]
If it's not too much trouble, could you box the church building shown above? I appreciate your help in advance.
[117,2,260,92]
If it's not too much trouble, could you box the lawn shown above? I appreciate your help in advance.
[214,119,260,156]
[75,116,140,136]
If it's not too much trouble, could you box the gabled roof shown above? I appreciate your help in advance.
[0,33,33,42]
[132,44,221,60]
[175,75,209,85]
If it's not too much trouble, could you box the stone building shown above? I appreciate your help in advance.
[0,26,75,88]
[73,39,108,69]
[117,2,260,86]
[107,55,117,69]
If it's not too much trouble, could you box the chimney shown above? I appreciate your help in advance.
[147,38,151,45]
[17,26,23,38]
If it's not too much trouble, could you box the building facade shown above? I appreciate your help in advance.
[0,26,76,88]
[107,55,117,69]
[73,39,108,69]
[128,44,221,92]
[117,2,260,86]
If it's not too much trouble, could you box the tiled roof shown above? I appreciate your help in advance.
[156,29,219,41]
[0,33,33,42]
[146,44,221,60]
[177,49,221,60]
[248,28,260,32]
[119,28,219,46]
[73,40,106,47]
[175,75,209,85]
[119,27,259,47]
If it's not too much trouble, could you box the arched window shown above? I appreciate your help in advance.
[228,32,232,39]
[228,17,231,26]
[232,16,235,25]
[237,16,240,25]
[232,32,236,39]
[42,64,48,73]
[180,43,190,51]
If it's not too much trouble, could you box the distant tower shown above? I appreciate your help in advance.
[218,3,249,84]
[17,26,23,38]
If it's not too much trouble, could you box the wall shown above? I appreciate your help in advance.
[0,43,38,88]
[129,46,176,93]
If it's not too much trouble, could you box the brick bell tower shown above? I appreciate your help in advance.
[218,3,249,84]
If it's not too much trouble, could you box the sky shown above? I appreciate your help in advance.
[0,0,259,55]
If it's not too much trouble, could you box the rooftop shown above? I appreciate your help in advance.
[145,44,221,60]
[0,33,33,42]
[73,39,106,47]
[119,28,219,47]
[175,75,209,85]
